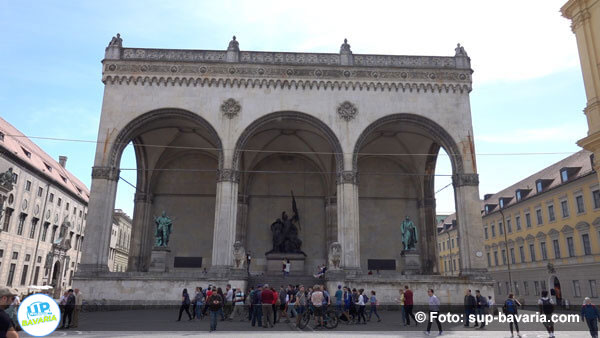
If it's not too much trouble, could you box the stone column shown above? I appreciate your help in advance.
[78,166,120,274]
[453,173,488,276]
[211,169,239,270]
[325,196,337,246]
[128,192,153,271]
[419,197,437,274]
[236,195,248,245]
[336,171,360,270]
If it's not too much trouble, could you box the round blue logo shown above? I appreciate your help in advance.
[17,293,61,336]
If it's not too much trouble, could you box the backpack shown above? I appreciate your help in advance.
[252,290,261,304]
[541,298,554,315]
[362,294,368,303]
[504,298,517,314]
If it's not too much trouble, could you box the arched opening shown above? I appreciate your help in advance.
[353,114,463,274]
[234,112,343,274]
[51,260,61,287]
[109,109,222,272]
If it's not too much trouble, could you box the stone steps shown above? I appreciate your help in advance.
[248,274,324,289]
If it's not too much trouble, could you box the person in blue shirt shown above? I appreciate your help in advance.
[334,285,343,317]
[581,297,600,338]
[368,290,381,322]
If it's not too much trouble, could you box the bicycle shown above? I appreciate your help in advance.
[298,305,338,329]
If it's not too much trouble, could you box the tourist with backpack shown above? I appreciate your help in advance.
[356,289,368,324]
[503,293,521,338]
[251,285,263,327]
[581,297,600,338]
[177,288,193,321]
[538,290,556,338]
[207,287,223,332]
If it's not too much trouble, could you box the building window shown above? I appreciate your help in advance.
[484,228,489,240]
[548,205,555,222]
[25,180,31,191]
[73,207,76,215]
[561,200,570,218]
[17,213,26,235]
[567,237,575,257]
[451,238,455,249]
[561,169,569,182]
[590,280,598,298]
[506,281,510,294]
[525,213,532,228]
[516,215,522,230]
[582,234,592,255]
[33,266,40,285]
[487,253,491,267]
[444,261,447,272]
[20,265,28,285]
[553,239,561,259]
[49,193,54,203]
[6,264,16,286]
[442,242,446,251]
[507,219,512,233]
[536,209,543,225]
[51,225,58,243]
[29,218,38,239]
[573,280,582,298]
[540,242,548,260]
[25,254,30,262]
[534,281,540,296]
[529,244,536,262]
[66,202,69,211]
[502,249,507,265]
[0,250,3,258]
[541,280,547,292]
[11,252,18,260]
[576,195,585,214]
[57,198,62,207]
[524,281,530,295]
[514,281,520,295]
[2,208,13,232]
[497,282,502,295]
[41,222,49,242]
[593,190,600,209]
[453,259,457,271]
[37,187,43,197]
[36,256,41,263]
[510,248,516,264]
[519,246,525,263]
[536,181,544,193]
[491,224,496,237]
[494,251,499,266]
[499,221,504,235]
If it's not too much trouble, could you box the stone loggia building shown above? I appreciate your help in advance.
[75,36,492,305]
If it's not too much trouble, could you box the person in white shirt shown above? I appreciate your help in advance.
[229,288,245,321]
[225,284,234,319]
[425,289,442,336]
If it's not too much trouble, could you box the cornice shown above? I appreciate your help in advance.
[101,61,472,93]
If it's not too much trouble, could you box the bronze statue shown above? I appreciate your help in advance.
[401,216,418,251]
[154,211,173,247]
[267,191,304,255]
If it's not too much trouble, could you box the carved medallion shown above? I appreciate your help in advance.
[337,101,358,121]
[221,98,241,119]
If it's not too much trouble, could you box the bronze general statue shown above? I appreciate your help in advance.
[154,211,173,247]
[267,191,304,255]
[401,216,418,251]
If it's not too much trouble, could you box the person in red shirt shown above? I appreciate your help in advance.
[261,284,274,328]
[403,285,417,326]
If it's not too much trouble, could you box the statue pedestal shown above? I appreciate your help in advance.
[265,253,305,273]
[401,251,421,275]
[149,247,172,272]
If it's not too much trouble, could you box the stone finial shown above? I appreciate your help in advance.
[108,33,123,48]
[228,35,240,52]
[340,38,352,53]
[454,43,468,57]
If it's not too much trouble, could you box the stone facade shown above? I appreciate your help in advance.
[0,118,89,296]
[108,209,131,272]
[437,215,460,276]
[75,36,489,302]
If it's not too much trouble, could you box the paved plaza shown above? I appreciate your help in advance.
[17,309,596,337]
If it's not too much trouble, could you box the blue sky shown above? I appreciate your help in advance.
[0,0,587,216]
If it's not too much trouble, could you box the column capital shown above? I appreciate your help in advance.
[452,173,479,187]
[134,192,152,203]
[216,169,240,183]
[336,170,359,185]
[91,166,120,181]
[238,194,249,204]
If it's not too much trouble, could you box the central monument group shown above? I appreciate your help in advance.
[74,36,493,305]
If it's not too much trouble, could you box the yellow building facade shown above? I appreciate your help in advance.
[437,215,460,276]
[483,150,600,305]
[562,0,600,183]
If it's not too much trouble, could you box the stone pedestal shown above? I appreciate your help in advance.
[149,247,172,272]
[402,251,421,275]
[265,253,305,273]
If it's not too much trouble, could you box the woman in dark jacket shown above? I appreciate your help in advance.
[177,288,193,321]
[217,287,226,321]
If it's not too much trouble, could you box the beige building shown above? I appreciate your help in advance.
[437,214,459,276]
[108,209,131,272]
[482,150,600,305]
[562,0,600,182]
[0,117,89,295]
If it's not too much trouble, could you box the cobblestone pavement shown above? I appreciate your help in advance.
[19,309,594,337]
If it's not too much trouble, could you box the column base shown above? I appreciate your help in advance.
[76,264,111,276]
[148,247,172,272]
[459,268,492,280]
[401,251,421,275]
